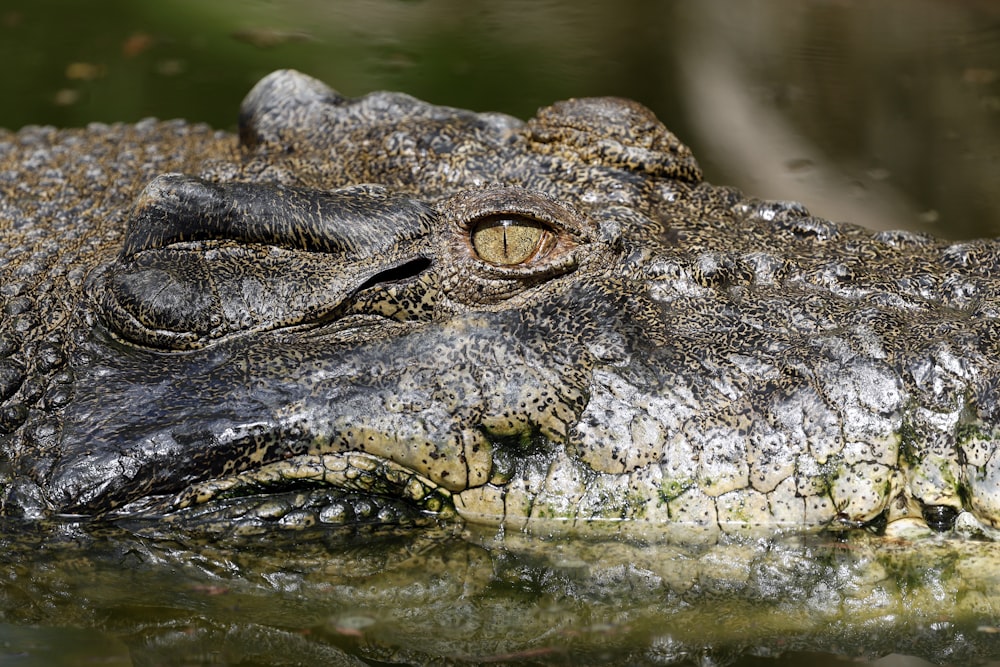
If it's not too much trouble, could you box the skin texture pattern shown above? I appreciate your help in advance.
[2,69,1000,544]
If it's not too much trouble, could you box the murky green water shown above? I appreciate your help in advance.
[3,517,1000,666]
[2,1,1000,665]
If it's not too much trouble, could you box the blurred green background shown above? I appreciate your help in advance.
[1,0,998,238]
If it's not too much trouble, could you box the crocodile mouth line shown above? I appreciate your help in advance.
[110,452,456,529]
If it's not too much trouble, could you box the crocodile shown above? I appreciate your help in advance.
[2,68,1000,543]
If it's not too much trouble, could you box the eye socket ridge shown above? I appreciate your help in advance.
[469,214,556,266]
[442,186,589,270]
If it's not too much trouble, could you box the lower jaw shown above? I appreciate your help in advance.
[107,451,458,540]
[118,487,452,544]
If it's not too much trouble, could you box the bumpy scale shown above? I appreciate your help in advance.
[1,70,1000,542]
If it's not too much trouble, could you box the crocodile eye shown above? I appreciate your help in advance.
[439,185,599,305]
[470,216,553,265]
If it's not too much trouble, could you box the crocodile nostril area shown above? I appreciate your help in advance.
[920,503,960,532]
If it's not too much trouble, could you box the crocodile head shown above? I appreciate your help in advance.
[5,70,1000,541]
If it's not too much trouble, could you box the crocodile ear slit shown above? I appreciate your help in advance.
[122,175,435,259]
[97,175,439,350]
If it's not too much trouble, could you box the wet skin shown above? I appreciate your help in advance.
[2,70,1000,542]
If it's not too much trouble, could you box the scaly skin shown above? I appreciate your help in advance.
[2,70,1000,542]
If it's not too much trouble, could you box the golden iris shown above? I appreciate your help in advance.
[471,217,550,265]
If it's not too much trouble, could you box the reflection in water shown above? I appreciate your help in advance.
[1,517,1000,665]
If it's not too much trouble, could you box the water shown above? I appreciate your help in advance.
[2,518,1000,666]
[1,1,1000,665]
